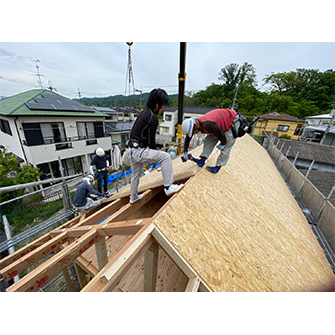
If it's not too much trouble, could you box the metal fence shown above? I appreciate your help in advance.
[262,133,335,270]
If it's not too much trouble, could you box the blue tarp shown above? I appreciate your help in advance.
[106,163,161,185]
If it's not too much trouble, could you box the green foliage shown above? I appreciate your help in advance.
[3,198,64,235]
[0,148,42,204]
[279,134,291,139]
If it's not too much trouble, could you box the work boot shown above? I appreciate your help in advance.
[206,166,221,174]
[164,184,184,196]
[191,156,206,167]
[130,194,144,204]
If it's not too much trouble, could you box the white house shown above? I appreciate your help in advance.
[300,111,335,145]
[159,106,214,138]
[0,89,113,179]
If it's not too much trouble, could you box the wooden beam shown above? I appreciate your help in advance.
[0,214,82,270]
[100,223,155,283]
[144,241,159,292]
[97,224,144,237]
[151,227,212,292]
[75,255,99,278]
[74,262,89,289]
[95,237,108,270]
[185,276,200,292]
[0,233,69,282]
[198,282,211,292]
[108,188,162,223]
[6,229,100,292]
[62,267,76,292]
[81,223,155,292]
[0,234,51,270]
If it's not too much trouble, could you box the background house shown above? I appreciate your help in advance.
[300,111,335,145]
[0,89,112,179]
[157,106,213,146]
[94,106,140,149]
[252,112,304,144]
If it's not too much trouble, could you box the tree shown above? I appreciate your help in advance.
[218,62,257,90]
[0,148,42,204]
[264,69,335,113]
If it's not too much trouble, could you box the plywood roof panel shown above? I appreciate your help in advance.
[144,135,335,291]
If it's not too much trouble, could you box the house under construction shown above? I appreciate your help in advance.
[1,135,334,292]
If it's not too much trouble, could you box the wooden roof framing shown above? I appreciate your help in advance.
[1,181,210,292]
[1,135,334,291]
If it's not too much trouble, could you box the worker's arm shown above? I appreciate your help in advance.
[183,135,192,153]
[87,184,104,197]
[201,121,227,145]
[89,165,94,175]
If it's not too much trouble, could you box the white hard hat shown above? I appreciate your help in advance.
[96,148,105,156]
[83,175,94,184]
[182,118,195,137]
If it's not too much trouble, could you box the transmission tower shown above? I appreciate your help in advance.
[125,42,135,96]
[34,59,44,89]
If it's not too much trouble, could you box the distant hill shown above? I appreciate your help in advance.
[75,93,179,108]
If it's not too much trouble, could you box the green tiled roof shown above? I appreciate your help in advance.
[0,89,108,117]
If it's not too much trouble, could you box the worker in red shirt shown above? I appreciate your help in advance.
[181,109,240,173]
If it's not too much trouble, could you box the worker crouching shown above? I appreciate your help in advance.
[73,176,110,212]
[182,108,240,173]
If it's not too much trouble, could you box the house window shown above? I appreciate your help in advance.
[77,122,104,139]
[277,125,289,132]
[165,115,172,121]
[294,124,303,136]
[22,122,66,146]
[40,122,66,143]
[0,119,12,136]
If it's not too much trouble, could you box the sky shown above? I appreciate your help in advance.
[1,41,334,100]
[1,1,334,101]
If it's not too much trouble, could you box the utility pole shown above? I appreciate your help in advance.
[177,42,187,155]
[78,88,82,102]
[135,87,143,110]
[231,82,239,110]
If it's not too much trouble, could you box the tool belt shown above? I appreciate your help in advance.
[126,139,147,149]
[96,167,107,172]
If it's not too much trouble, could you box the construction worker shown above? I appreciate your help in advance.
[90,148,109,194]
[124,88,184,204]
[73,176,110,212]
[181,109,240,173]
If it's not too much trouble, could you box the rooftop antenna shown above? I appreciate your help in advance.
[47,81,56,92]
[125,42,135,96]
[34,59,44,89]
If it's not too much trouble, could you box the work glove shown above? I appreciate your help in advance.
[105,194,111,198]
[217,144,225,151]
[181,153,189,162]
[106,166,110,170]
[93,175,97,179]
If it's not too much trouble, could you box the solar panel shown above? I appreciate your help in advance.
[26,93,94,112]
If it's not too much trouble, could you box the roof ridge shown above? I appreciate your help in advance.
[8,89,49,115]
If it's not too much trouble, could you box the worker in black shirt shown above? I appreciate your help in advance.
[90,147,110,194]
[125,88,184,204]
[73,176,110,212]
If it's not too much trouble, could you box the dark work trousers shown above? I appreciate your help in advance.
[97,170,108,193]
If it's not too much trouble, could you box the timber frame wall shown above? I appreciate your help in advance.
[0,179,211,292]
